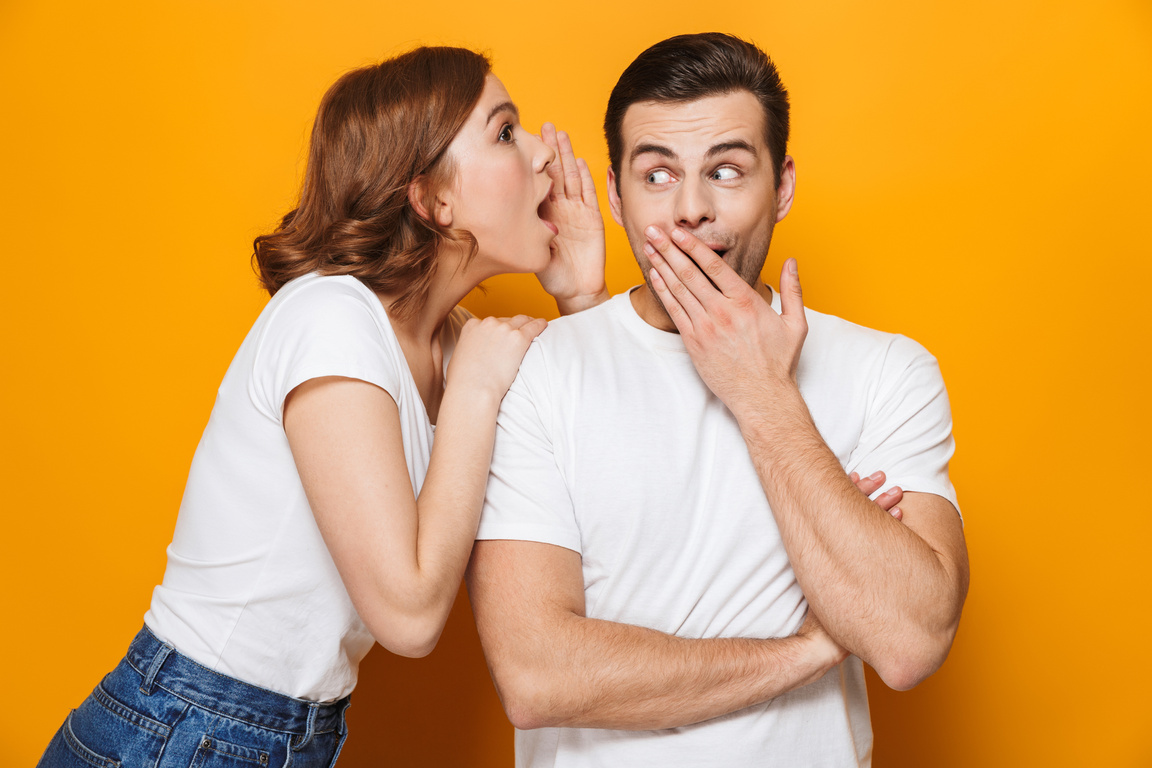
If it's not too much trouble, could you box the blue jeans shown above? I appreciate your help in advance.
[38,626,351,768]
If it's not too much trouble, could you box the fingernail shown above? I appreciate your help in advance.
[788,258,798,276]
[890,507,902,518]
[643,242,656,256]
[645,225,661,240]
[671,228,686,243]
[869,471,883,481]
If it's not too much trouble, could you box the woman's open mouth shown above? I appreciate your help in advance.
[538,199,559,236]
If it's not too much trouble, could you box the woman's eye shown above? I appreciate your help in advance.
[646,170,673,184]
[712,167,739,181]
[499,125,515,143]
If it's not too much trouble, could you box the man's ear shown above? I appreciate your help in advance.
[775,155,796,222]
[607,167,625,227]
[407,177,453,228]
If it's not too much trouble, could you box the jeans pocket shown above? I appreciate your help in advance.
[57,684,168,768]
[188,734,272,767]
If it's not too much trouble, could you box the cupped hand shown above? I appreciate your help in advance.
[535,123,608,314]
[644,225,807,411]
[447,315,548,402]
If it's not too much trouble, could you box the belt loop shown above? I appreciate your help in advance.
[293,703,319,752]
[139,642,174,695]
[339,698,351,735]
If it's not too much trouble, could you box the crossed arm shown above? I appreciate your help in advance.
[468,470,901,730]
[644,226,970,690]
[467,539,843,730]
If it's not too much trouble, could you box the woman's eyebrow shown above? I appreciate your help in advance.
[486,101,520,126]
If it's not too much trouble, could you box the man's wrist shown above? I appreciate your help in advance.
[728,378,807,432]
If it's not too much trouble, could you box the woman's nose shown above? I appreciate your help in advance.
[533,132,556,173]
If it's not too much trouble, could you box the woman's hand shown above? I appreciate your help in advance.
[535,123,608,315]
[447,315,548,403]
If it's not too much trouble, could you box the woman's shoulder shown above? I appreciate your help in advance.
[258,274,390,338]
[272,273,382,312]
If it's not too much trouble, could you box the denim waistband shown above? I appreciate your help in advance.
[125,625,349,738]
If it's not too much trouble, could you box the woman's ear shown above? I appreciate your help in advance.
[407,177,453,228]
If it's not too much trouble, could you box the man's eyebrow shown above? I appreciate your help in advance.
[706,140,758,159]
[486,101,519,126]
[629,143,677,164]
[629,140,758,164]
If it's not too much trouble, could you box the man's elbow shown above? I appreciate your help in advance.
[493,663,569,730]
[872,626,957,691]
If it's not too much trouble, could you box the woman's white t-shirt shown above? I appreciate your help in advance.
[144,273,468,702]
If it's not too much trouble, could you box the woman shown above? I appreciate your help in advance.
[38,46,607,767]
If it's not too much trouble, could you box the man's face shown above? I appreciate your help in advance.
[608,90,795,310]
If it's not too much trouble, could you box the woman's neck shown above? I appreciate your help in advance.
[381,241,487,347]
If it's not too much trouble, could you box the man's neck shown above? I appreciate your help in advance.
[629,281,775,333]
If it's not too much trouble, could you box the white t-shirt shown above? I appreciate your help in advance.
[477,289,958,767]
[145,273,468,702]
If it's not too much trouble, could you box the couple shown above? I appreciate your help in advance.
[40,33,969,768]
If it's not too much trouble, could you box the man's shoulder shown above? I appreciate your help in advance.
[530,293,628,356]
[546,292,624,332]
[803,304,935,368]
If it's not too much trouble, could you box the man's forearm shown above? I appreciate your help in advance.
[732,385,969,690]
[467,541,843,731]
[501,616,836,730]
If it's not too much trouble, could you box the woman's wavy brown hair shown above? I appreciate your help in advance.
[253,47,491,318]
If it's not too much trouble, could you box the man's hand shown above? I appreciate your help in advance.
[535,123,609,315]
[851,470,905,521]
[796,608,848,669]
[644,225,804,415]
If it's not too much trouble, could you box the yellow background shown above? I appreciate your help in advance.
[3,1,1149,765]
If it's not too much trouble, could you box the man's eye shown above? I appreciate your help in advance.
[499,125,515,143]
[712,167,739,180]
[646,170,673,184]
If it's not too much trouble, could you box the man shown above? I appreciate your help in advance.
[467,32,969,766]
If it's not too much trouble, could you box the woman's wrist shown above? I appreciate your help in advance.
[554,286,610,316]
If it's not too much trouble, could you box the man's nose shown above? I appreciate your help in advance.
[673,177,714,228]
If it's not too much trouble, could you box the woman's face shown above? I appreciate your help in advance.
[437,74,558,275]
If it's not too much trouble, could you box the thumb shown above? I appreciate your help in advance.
[780,258,805,320]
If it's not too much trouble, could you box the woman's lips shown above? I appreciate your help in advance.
[538,197,559,236]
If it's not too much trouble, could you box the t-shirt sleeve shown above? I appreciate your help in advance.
[847,335,961,518]
[476,341,582,553]
[250,279,402,423]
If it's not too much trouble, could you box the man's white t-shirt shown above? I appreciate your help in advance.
[145,274,468,702]
[476,289,959,767]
